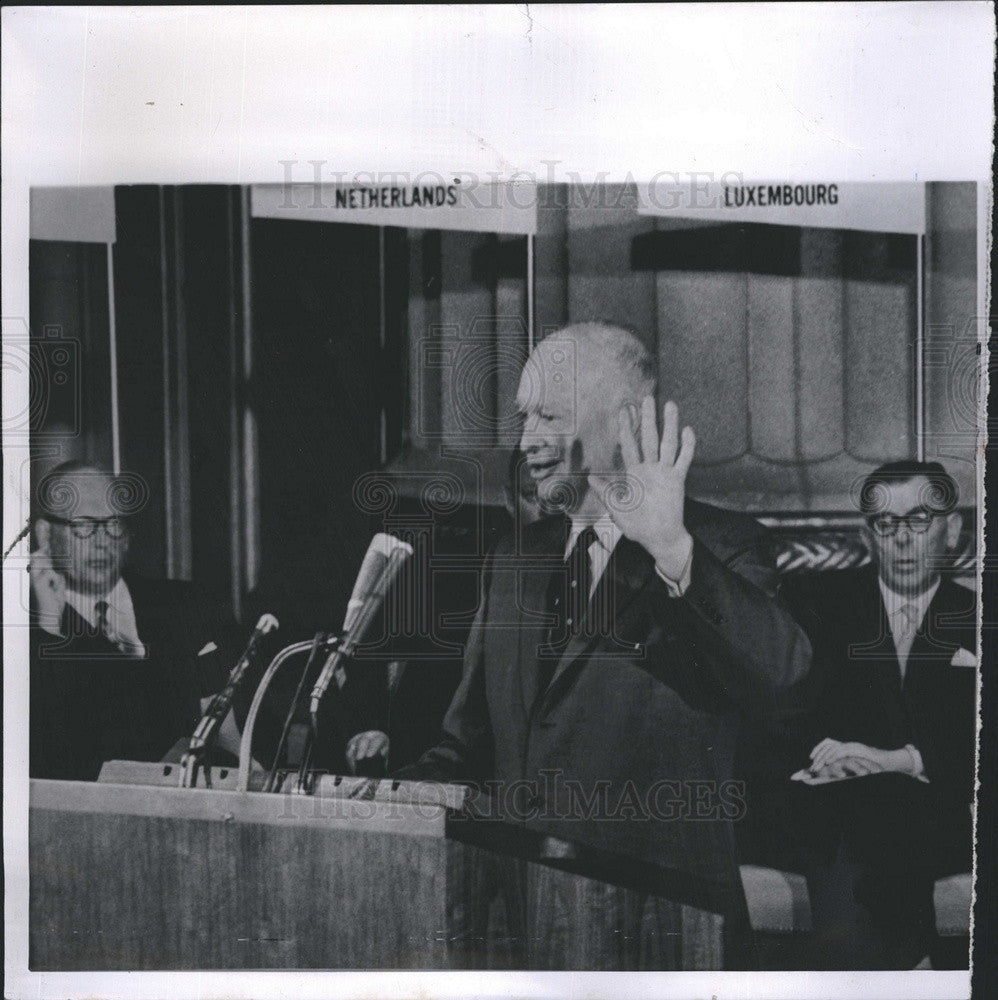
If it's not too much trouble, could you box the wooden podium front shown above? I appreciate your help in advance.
[30,773,725,970]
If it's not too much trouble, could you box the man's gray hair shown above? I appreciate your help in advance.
[539,321,657,401]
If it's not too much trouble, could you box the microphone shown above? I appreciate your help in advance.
[181,613,279,786]
[310,533,413,715]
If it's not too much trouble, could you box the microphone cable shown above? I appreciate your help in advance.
[262,631,331,793]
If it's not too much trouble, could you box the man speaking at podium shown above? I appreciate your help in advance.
[398,322,813,938]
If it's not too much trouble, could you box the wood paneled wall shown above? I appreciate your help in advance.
[29,187,251,614]
[526,183,976,512]
[399,182,977,512]
[923,182,979,508]
[407,230,529,454]
[28,240,112,472]
[538,188,936,511]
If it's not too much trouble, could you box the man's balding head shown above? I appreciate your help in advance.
[34,461,131,595]
[519,322,655,412]
[516,322,657,513]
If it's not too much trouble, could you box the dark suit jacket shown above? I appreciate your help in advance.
[738,566,977,876]
[788,567,977,880]
[801,566,977,806]
[366,526,494,772]
[30,576,240,782]
[397,499,813,914]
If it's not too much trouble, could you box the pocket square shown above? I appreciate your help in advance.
[950,647,977,668]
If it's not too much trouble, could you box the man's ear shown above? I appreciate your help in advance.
[945,511,963,549]
[33,517,52,553]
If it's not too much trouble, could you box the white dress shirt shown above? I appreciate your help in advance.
[65,577,147,657]
[876,576,938,781]
[565,516,693,598]
[878,577,939,679]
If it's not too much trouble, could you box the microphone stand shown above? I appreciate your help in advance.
[236,636,337,794]
[181,614,279,789]
[297,551,409,793]
[295,537,412,793]
[308,548,407,716]
[262,632,332,793]
[295,640,343,796]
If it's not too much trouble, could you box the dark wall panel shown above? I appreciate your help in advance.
[112,187,169,577]
[181,186,242,607]
[250,217,382,618]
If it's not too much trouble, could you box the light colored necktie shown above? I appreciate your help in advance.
[894,602,919,677]
[899,603,919,636]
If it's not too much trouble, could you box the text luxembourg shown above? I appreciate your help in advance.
[723,183,840,208]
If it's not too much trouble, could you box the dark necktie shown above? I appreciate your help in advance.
[95,599,111,641]
[565,524,598,637]
[536,524,598,700]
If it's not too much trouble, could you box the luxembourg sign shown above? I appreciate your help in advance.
[637,180,925,234]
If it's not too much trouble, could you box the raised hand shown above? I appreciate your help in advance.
[588,396,696,578]
[29,548,67,634]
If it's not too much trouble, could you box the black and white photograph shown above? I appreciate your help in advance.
[3,5,994,1000]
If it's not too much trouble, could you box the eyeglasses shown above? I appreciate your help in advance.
[46,515,128,540]
[866,509,937,537]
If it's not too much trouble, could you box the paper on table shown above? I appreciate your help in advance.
[790,768,869,785]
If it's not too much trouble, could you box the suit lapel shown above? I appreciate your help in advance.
[902,579,966,702]
[122,576,154,660]
[516,517,566,717]
[59,602,114,653]
[874,585,909,728]
[908,579,966,665]
[536,536,653,713]
[844,569,906,730]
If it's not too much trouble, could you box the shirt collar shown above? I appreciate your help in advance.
[877,575,940,629]
[65,577,132,628]
[565,515,622,558]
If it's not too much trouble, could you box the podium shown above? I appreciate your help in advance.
[29,768,726,970]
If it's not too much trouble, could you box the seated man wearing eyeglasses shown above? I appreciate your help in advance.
[28,461,241,782]
[788,460,976,969]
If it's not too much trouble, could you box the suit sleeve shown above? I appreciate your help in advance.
[326,659,389,739]
[392,554,494,783]
[914,658,978,803]
[176,583,245,697]
[656,521,814,722]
